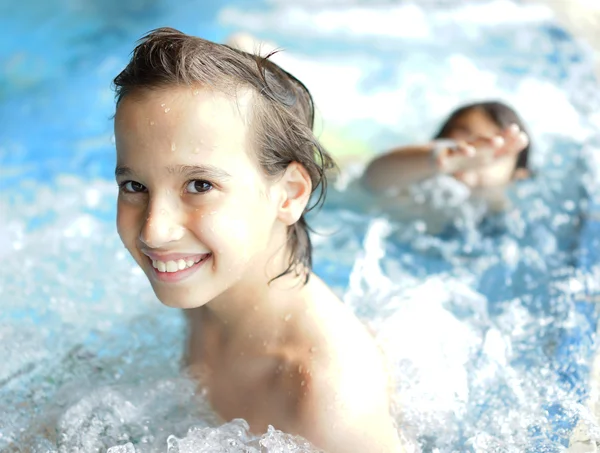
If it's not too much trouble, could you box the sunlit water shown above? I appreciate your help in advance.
[2,1,600,452]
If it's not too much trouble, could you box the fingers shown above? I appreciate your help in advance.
[452,141,476,158]
[470,135,505,152]
[496,124,529,157]
[435,141,475,169]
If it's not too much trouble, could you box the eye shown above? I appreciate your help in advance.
[186,180,213,194]
[120,181,147,193]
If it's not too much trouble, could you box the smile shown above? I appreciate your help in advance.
[152,256,204,272]
[148,253,212,282]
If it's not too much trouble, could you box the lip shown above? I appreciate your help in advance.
[147,253,212,283]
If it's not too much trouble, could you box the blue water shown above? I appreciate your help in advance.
[2,1,600,452]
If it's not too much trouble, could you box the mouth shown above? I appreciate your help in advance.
[148,253,212,282]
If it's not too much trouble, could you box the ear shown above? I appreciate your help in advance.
[277,162,312,226]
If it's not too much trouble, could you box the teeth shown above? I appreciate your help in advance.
[151,256,206,273]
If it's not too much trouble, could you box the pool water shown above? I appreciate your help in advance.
[2,1,600,452]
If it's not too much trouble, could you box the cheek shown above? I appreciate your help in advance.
[116,200,140,246]
[198,199,275,262]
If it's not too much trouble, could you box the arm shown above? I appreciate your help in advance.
[361,143,446,193]
[361,126,528,195]
[296,370,403,453]
[276,355,405,453]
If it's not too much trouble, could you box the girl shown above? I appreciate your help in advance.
[113,28,403,453]
[362,101,531,194]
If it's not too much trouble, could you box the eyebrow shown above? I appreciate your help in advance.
[173,164,232,180]
[114,164,232,180]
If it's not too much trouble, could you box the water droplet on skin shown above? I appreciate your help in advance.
[160,103,166,107]
[164,108,170,113]
[193,89,199,95]
[171,143,176,152]
[300,380,306,386]
[284,313,292,322]
[310,346,317,353]
[193,147,201,154]
[150,121,155,126]
[298,365,303,373]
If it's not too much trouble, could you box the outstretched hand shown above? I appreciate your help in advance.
[434,124,529,173]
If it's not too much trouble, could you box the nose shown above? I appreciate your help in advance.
[139,197,185,248]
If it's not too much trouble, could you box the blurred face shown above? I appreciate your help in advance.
[445,108,517,188]
[114,86,281,309]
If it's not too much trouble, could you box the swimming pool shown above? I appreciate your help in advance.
[2,0,600,451]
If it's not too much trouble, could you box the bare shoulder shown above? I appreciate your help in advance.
[271,276,403,452]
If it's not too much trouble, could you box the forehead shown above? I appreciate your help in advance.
[114,86,258,171]
[115,86,252,142]
[452,108,500,133]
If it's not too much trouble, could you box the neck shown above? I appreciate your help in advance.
[190,232,309,340]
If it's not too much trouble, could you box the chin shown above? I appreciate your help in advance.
[154,291,208,309]
[454,172,479,188]
[147,282,209,309]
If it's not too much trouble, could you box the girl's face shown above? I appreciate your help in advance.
[445,108,518,188]
[114,86,283,309]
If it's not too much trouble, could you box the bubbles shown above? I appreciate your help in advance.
[4,1,600,452]
[99,420,322,453]
[108,443,136,453]
[310,118,599,451]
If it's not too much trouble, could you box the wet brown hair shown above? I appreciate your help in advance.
[113,27,336,283]
[434,100,531,171]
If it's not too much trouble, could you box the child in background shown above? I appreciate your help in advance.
[113,28,403,453]
[361,101,530,195]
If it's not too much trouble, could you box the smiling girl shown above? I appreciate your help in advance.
[113,28,403,453]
